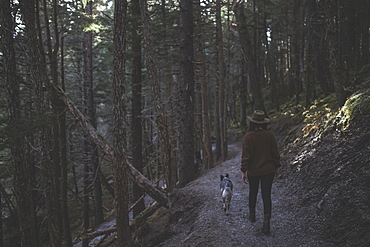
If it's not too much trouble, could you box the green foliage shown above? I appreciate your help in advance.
[300,95,335,139]
[278,88,370,146]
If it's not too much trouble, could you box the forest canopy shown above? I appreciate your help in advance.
[0,0,369,246]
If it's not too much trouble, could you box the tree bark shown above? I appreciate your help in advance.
[1,0,39,245]
[290,0,303,105]
[216,0,228,161]
[39,0,66,244]
[140,0,174,190]
[113,0,132,244]
[131,0,146,217]
[263,9,280,111]
[326,0,349,106]
[84,0,104,228]
[60,35,73,247]
[194,0,213,169]
[178,0,196,187]
[19,0,65,245]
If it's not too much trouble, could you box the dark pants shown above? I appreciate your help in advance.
[247,172,275,215]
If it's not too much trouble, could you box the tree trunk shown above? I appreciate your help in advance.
[41,0,65,244]
[240,63,249,130]
[85,0,104,228]
[291,0,303,105]
[140,0,174,194]
[113,0,131,245]
[81,6,91,234]
[2,0,39,245]
[194,0,213,169]
[46,0,73,244]
[233,3,265,111]
[264,16,280,111]
[19,0,65,245]
[131,0,145,217]
[178,0,196,187]
[59,32,73,247]
[216,0,228,161]
[326,0,349,106]
[310,0,331,94]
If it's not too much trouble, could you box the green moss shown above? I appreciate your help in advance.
[337,89,370,130]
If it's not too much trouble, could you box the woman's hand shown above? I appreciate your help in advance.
[242,172,248,184]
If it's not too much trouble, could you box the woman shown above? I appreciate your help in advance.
[241,110,281,234]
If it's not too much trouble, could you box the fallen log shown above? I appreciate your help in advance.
[52,84,169,208]
[79,202,161,246]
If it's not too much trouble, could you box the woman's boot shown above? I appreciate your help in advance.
[249,208,256,222]
[262,214,271,234]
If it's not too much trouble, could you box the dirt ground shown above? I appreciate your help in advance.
[91,122,369,247]
[153,142,334,247]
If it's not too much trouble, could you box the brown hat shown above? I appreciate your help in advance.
[247,110,270,124]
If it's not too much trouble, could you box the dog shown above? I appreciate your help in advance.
[220,174,233,215]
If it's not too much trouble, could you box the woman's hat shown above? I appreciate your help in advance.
[247,110,270,124]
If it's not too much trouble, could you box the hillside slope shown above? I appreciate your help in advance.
[89,89,370,247]
[279,89,370,246]
[134,89,370,247]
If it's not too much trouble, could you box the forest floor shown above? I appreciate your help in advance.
[85,89,370,247]
[130,90,370,247]
[139,141,335,247]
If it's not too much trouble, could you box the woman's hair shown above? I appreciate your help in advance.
[249,122,268,131]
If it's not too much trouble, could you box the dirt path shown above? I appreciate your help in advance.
[160,143,334,247]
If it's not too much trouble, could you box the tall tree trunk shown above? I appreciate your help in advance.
[19,0,64,245]
[178,0,196,187]
[291,0,303,105]
[260,4,280,111]
[85,0,104,227]
[131,0,145,217]
[310,0,331,94]
[46,0,73,245]
[240,63,249,130]
[113,0,131,244]
[1,0,39,245]
[59,33,73,247]
[140,0,174,193]
[194,0,213,169]
[81,8,91,235]
[326,0,348,106]
[160,0,177,193]
[233,3,265,112]
[216,0,228,161]
[41,0,65,244]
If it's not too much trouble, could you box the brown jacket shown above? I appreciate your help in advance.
[241,129,280,176]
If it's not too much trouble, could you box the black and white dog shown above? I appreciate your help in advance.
[220,174,233,215]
